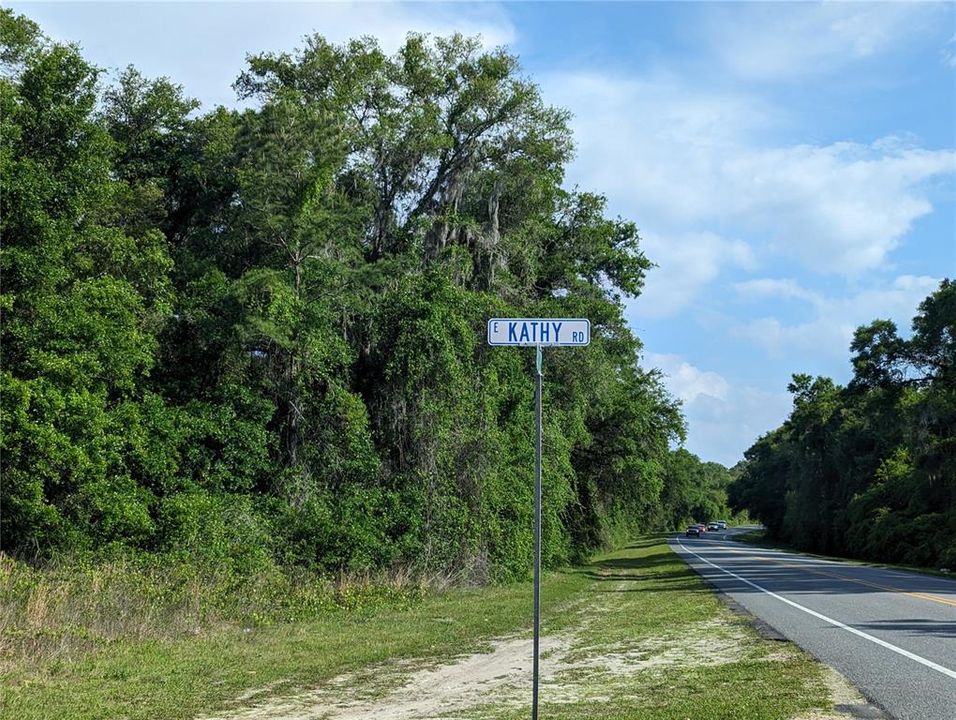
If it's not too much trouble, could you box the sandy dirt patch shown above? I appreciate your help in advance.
[199,632,572,720]
[199,617,751,719]
[198,583,874,720]
[791,666,889,720]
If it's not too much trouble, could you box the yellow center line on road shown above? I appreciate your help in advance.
[717,546,956,610]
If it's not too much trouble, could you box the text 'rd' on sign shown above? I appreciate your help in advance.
[487,318,590,347]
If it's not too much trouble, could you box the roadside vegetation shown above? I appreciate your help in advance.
[729,281,955,570]
[0,8,739,576]
[733,528,956,579]
[2,537,853,720]
[1,8,739,581]
[0,11,756,713]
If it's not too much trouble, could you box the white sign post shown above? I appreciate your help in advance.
[487,318,590,720]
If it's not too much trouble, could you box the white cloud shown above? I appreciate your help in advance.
[944,33,956,69]
[684,385,794,467]
[644,352,730,403]
[721,141,954,275]
[631,231,755,318]
[704,3,942,81]
[643,354,792,466]
[733,316,857,360]
[545,72,955,277]
[733,278,820,304]
[732,274,942,358]
[546,72,771,221]
[12,2,515,109]
[301,2,516,53]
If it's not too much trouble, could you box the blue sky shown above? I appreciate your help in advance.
[14,1,955,466]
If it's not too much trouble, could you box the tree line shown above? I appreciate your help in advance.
[729,281,955,569]
[0,11,736,580]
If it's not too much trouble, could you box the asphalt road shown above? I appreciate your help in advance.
[669,529,956,720]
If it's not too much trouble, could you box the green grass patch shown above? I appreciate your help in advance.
[460,536,832,720]
[2,536,841,720]
[0,558,586,720]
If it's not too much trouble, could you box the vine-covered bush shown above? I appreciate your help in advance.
[1,10,732,581]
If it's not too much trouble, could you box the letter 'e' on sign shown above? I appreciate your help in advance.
[487,318,590,347]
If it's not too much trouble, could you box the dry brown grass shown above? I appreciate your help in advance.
[0,553,426,671]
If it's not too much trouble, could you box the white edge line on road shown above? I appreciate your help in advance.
[674,538,956,682]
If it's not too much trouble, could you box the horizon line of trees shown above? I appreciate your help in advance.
[1,10,738,581]
[729,280,955,569]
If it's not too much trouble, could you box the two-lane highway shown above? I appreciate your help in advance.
[670,530,956,720]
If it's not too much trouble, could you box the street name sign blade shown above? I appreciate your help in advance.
[487,318,590,347]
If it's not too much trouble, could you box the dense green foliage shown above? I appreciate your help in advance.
[656,449,740,531]
[1,12,730,581]
[729,280,956,568]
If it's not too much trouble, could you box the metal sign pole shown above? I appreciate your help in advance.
[486,320,590,719]
[532,345,542,720]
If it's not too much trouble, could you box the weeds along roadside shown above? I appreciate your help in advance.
[0,535,642,674]
[0,552,439,669]
[1,536,847,720]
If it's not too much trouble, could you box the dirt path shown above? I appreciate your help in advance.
[202,632,571,720]
[198,574,877,720]
[201,580,743,720]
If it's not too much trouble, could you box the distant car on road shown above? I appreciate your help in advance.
[685,526,701,537]
[707,522,720,531]
[716,521,728,530]
[696,523,708,533]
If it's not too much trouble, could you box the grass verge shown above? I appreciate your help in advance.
[733,529,955,579]
[457,536,837,720]
[0,557,586,720]
[2,536,847,720]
